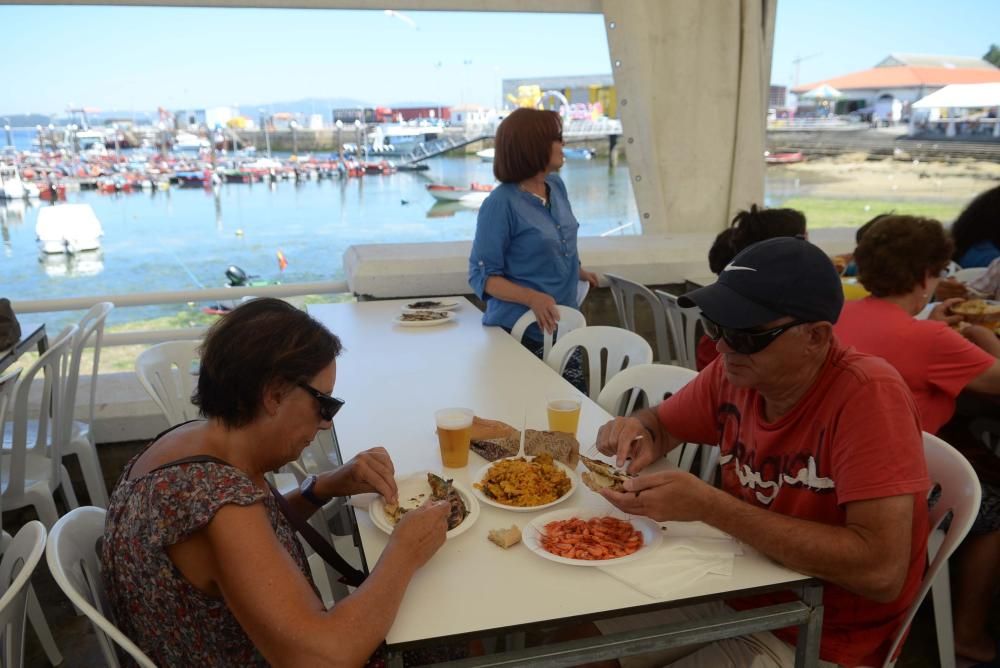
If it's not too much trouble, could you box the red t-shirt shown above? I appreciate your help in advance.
[695,334,718,371]
[834,297,995,433]
[658,342,929,667]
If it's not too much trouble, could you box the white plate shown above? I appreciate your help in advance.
[393,311,456,327]
[367,472,479,539]
[472,456,577,512]
[402,300,461,312]
[523,508,662,566]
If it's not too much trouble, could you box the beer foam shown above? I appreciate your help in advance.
[435,408,473,429]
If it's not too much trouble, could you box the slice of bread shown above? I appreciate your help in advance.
[470,416,519,441]
[487,525,522,549]
[524,429,579,468]
[471,416,521,461]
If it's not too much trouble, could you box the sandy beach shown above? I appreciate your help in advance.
[767,155,1000,228]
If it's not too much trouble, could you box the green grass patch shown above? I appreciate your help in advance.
[778,198,965,229]
[12,293,358,375]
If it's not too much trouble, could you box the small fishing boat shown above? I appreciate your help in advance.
[563,147,595,160]
[426,182,493,203]
[35,204,104,254]
[764,151,805,164]
[202,265,281,315]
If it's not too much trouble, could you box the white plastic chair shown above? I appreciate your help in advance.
[655,290,701,370]
[953,267,987,284]
[510,305,587,360]
[0,370,63,667]
[62,302,114,508]
[546,326,653,402]
[604,273,674,364]
[135,340,202,427]
[47,507,156,668]
[880,433,982,668]
[2,325,80,528]
[0,521,47,668]
[596,364,718,482]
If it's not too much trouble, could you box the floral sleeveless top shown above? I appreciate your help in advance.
[101,450,313,667]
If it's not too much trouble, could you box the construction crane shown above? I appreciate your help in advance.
[791,53,822,89]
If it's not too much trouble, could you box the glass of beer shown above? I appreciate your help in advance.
[547,396,582,435]
[434,408,474,468]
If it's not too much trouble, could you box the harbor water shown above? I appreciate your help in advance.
[1,155,640,330]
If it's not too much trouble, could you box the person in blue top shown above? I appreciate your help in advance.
[951,185,1000,268]
[468,108,599,357]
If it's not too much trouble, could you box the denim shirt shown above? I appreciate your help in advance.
[958,240,1000,269]
[468,174,580,338]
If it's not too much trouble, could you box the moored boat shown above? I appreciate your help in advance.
[764,151,805,164]
[426,182,493,203]
[35,204,104,254]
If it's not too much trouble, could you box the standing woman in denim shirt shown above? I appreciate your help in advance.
[468,108,599,386]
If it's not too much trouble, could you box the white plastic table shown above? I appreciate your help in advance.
[308,299,822,667]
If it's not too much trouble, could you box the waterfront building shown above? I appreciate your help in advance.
[792,53,1000,123]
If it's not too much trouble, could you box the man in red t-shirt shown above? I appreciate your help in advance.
[597,238,930,667]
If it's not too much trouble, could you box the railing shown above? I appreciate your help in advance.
[12,280,351,347]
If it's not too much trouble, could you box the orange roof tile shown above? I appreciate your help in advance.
[792,66,1000,94]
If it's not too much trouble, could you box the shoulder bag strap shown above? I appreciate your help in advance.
[265,479,367,587]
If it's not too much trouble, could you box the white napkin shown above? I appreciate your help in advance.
[598,521,740,599]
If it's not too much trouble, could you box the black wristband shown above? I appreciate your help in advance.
[300,474,328,507]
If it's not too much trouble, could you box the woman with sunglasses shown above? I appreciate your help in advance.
[102,298,450,667]
[834,215,1000,665]
[468,108,599,389]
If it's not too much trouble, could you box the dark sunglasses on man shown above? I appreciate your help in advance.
[700,316,807,356]
[297,382,345,421]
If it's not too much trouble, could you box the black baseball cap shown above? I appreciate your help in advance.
[679,236,844,329]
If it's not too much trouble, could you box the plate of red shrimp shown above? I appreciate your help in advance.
[523,509,662,566]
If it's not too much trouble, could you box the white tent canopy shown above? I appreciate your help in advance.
[913,83,1000,109]
[800,84,843,100]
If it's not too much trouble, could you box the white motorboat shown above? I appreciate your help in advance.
[174,131,210,153]
[35,204,104,254]
[426,182,493,204]
[0,164,25,200]
[476,148,495,162]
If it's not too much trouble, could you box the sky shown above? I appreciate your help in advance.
[1,1,999,116]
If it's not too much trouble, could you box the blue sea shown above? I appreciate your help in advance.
[1,154,640,331]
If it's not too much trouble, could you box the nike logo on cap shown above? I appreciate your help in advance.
[723,262,758,272]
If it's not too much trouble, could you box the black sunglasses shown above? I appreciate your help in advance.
[701,317,807,356]
[297,382,345,421]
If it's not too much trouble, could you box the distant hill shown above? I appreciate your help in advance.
[238,97,372,118]
[1,113,52,127]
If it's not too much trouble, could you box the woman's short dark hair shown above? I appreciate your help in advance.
[493,108,562,183]
[708,204,807,275]
[730,204,806,251]
[192,298,343,429]
[950,185,1000,262]
[855,215,954,297]
[708,228,737,274]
